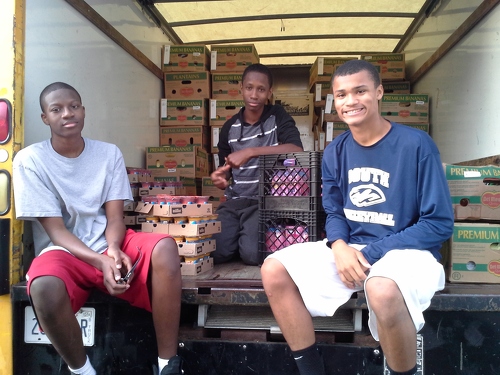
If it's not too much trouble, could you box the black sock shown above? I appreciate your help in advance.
[387,364,417,375]
[291,343,325,375]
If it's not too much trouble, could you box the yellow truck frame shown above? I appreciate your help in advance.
[0,0,25,374]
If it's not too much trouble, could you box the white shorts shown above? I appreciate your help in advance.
[265,239,445,341]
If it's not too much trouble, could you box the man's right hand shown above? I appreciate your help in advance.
[100,250,130,295]
[210,164,231,189]
[331,240,371,289]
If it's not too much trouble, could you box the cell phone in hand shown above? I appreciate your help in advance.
[117,246,142,284]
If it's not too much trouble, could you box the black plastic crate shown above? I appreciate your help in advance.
[259,195,323,211]
[258,209,326,264]
[258,151,323,210]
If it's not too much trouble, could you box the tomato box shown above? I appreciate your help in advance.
[444,164,500,221]
[361,53,406,81]
[273,93,314,128]
[161,44,210,72]
[169,221,222,237]
[159,125,210,151]
[159,99,209,126]
[210,44,259,72]
[209,100,244,126]
[146,145,209,179]
[135,202,213,217]
[164,72,211,100]
[450,223,500,283]
[211,73,243,99]
[381,94,429,123]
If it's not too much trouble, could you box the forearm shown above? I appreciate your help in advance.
[105,217,127,250]
[248,143,303,158]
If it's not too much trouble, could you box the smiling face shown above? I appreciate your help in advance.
[41,88,85,139]
[332,69,383,128]
[241,71,272,116]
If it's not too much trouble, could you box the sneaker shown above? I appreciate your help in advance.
[154,355,184,375]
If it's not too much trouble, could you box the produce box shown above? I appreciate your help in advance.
[210,44,259,72]
[361,53,405,81]
[444,164,500,220]
[381,94,429,123]
[164,72,211,100]
[211,73,243,99]
[209,100,243,126]
[159,99,209,126]
[159,125,210,151]
[450,223,500,283]
[161,44,210,72]
[146,145,209,179]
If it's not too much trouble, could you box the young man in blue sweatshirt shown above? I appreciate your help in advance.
[261,59,454,375]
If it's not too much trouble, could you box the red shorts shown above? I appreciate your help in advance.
[26,229,172,313]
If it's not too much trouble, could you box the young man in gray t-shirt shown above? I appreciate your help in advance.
[13,82,184,375]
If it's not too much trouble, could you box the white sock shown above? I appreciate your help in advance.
[68,355,96,375]
[158,357,170,373]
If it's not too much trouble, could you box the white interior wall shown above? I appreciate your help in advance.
[404,0,500,164]
[24,0,171,167]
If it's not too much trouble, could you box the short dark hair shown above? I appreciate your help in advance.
[242,63,273,88]
[333,59,381,87]
[39,82,81,112]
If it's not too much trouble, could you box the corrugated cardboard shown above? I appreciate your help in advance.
[161,44,210,72]
[211,73,243,99]
[381,94,429,123]
[209,100,243,126]
[159,99,209,126]
[159,125,210,151]
[361,53,406,81]
[210,44,259,72]
[450,223,500,283]
[146,145,209,179]
[164,72,211,100]
[444,164,500,221]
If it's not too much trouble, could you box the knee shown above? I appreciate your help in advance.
[261,259,291,294]
[365,277,404,317]
[29,276,67,315]
[151,237,181,276]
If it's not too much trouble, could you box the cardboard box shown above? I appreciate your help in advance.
[210,126,222,153]
[159,99,209,126]
[209,100,243,126]
[138,186,185,197]
[123,215,137,226]
[383,81,411,94]
[309,57,358,88]
[361,53,406,81]
[178,239,216,257]
[159,125,210,152]
[381,94,429,123]
[401,123,429,133]
[201,177,225,198]
[312,82,332,102]
[325,122,349,144]
[135,201,213,217]
[146,145,209,179]
[211,73,243,99]
[273,93,314,128]
[444,164,500,221]
[450,223,500,283]
[164,72,211,100]
[179,176,202,195]
[169,221,222,237]
[181,256,214,276]
[161,44,210,72]
[210,44,259,72]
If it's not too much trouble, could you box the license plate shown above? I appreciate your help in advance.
[24,306,95,346]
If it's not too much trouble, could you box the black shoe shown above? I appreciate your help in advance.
[157,356,184,375]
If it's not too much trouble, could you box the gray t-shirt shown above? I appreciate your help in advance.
[13,138,133,255]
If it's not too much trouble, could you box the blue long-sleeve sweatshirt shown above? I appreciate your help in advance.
[322,122,454,265]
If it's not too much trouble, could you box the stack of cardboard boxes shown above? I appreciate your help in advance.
[309,54,430,151]
[444,164,500,284]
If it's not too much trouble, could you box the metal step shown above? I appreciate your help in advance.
[199,305,362,333]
